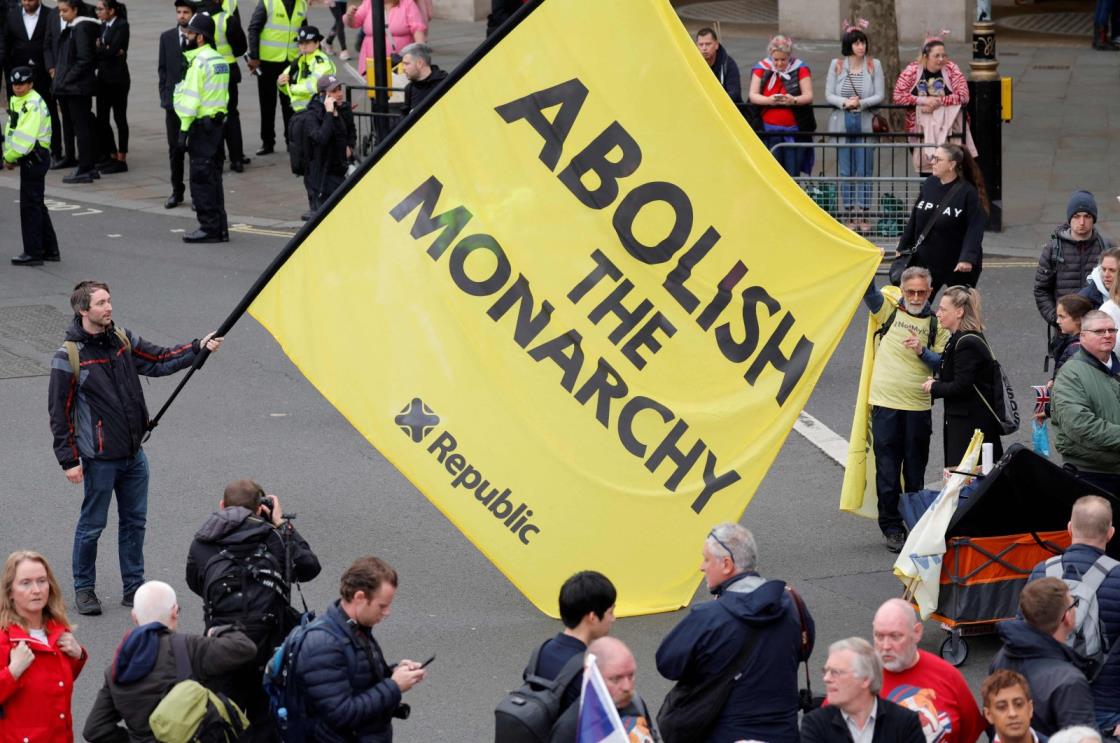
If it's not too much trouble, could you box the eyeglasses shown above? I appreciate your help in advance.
[1084,327,1118,336]
[903,288,931,296]
[708,529,734,559]
[822,666,853,678]
[928,155,946,163]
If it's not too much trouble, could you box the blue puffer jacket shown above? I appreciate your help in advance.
[655,573,813,743]
[297,601,402,742]
[1029,543,1120,715]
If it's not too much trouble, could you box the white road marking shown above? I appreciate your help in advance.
[793,412,848,466]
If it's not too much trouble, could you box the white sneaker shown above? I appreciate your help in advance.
[340,50,351,60]
[324,42,336,55]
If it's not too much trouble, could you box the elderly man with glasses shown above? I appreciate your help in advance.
[861,267,950,552]
[991,578,1099,736]
[801,637,924,743]
[1052,310,1120,496]
[655,523,814,743]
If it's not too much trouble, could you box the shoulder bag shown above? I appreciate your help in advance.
[959,334,1020,435]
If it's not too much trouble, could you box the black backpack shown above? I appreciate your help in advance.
[200,542,288,631]
[494,643,585,743]
[287,109,314,176]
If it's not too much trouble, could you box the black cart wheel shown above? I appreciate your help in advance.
[939,635,969,667]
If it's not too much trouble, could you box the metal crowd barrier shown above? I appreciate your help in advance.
[344,84,407,158]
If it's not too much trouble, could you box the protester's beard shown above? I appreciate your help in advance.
[905,300,926,315]
[879,649,916,673]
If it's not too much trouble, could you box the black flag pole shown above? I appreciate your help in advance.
[144,0,546,438]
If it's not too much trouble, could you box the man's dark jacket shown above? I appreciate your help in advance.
[82,623,257,742]
[708,45,742,104]
[50,14,97,96]
[157,24,187,110]
[305,94,355,198]
[3,4,56,95]
[403,65,447,114]
[296,600,403,743]
[185,505,321,646]
[800,697,925,743]
[1029,543,1120,717]
[655,573,814,743]
[1034,225,1113,325]
[47,318,202,469]
[989,619,1097,736]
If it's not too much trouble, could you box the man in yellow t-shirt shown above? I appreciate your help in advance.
[864,266,949,552]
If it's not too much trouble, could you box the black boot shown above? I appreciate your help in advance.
[1092,24,1119,50]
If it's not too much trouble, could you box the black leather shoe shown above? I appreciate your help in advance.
[75,589,102,616]
[240,156,251,165]
[98,160,128,174]
[11,253,44,266]
[63,170,93,184]
[165,193,184,209]
[50,156,77,170]
[256,144,274,156]
[43,252,61,262]
[182,229,227,243]
[230,159,244,173]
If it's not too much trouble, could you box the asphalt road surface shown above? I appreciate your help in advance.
[0,190,1048,740]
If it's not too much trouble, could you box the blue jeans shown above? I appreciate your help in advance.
[871,406,933,533]
[839,111,872,210]
[72,450,149,594]
[1096,0,1115,26]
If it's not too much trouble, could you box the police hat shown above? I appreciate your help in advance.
[296,26,323,43]
[186,12,214,41]
[10,66,34,85]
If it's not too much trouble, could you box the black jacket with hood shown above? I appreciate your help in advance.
[1034,225,1113,325]
[989,619,1097,736]
[51,14,98,96]
[47,317,202,470]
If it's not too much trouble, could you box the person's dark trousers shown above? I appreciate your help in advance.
[312,172,344,211]
[59,94,95,173]
[257,60,293,148]
[224,78,245,163]
[18,147,59,259]
[1074,470,1120,498]
[57,93,79,161]
[188,117,228,235]
[43,88,64,159]
[325,2,347,50]
[929,268,981,297]
[226,661,276,742]
[164,109,186,198]
[95,83,129,160]
[871,405,933,534]
[72,450,149,595]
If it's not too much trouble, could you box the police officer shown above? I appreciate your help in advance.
[247,0,307,155]
[278,26,334,114]
[198,0,249,172]
[174,13,230,243]
[4,66,60,266]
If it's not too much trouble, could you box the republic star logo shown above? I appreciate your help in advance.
[395,398,439,442]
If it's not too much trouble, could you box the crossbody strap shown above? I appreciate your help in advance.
[955,334,1003,425]
[170,633,193,682]
[904,179,966,254]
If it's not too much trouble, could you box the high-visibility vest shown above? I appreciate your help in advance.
[3,89,51,162]
[214,11,234,63]
[280,49,335,112]
[173,45,230,131]
[259,0,306,63]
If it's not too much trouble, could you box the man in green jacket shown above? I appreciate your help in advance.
[1052,309,1120,495]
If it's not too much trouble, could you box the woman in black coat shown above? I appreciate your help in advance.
[94,0,129,172]
[922,285,1004,468]
[899,143,989,294]
[51,0,99,183]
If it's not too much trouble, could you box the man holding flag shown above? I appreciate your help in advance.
[556,637,659,743]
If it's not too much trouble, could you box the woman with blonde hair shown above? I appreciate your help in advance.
[921,286,1004,467]
[0,550,87,742]
[748,34,815,177]
[892,35,975,173]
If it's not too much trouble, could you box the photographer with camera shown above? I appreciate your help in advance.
[185,478,321,742]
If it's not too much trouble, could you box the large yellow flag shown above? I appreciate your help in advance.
[248,0,880,616]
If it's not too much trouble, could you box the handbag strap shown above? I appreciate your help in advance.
[786,585,814,697]
[909,179,966,252]
[954,334,1004,426]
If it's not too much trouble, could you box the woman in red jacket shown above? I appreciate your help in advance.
[0,550,87,743]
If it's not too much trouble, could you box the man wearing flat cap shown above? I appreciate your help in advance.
[4,65,59,266]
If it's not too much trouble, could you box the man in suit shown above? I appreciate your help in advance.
[3,0,63,163]
[800,637,925,743]
[157,0,192,208]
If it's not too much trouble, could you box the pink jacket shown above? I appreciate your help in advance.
[892,60,969,134]
[347,0,428,75]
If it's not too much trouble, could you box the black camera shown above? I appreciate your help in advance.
[393,703,410,720]
[798,687,824,713]
[257,491,273,519]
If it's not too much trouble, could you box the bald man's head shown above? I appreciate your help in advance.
[588,636,637,709]
[873,598,922,672]
[1070,496,1114,547]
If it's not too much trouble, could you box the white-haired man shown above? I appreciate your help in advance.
[801,637,924,742]
[549,636,660,742]
[82,580,257,742]
[656,523,814,743]
[872,598,984,743]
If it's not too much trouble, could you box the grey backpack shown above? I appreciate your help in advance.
[1044,553,1120,677]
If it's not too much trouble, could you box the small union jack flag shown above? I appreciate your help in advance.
[1033,385,1050,416]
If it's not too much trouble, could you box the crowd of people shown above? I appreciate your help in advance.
[1,0,441,257]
